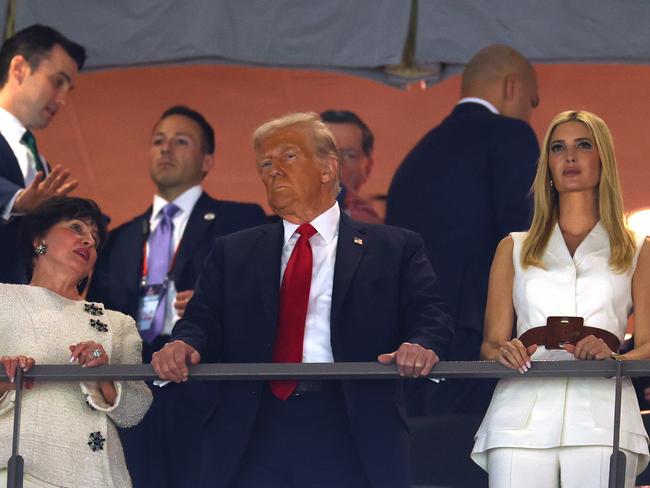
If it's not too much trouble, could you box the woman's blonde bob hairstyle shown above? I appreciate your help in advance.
[521,110,636,272]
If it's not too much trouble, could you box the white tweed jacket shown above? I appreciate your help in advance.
[0,284,152,487]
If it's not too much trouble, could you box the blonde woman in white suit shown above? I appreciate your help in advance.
[472,110,650,487]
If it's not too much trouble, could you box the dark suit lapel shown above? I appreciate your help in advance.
[0,133,25,187]
[128,211,151,286]
[173,193,218,280]
[331,214,367,329]
[253,223,283,329]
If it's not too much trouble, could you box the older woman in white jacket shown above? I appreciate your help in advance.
[0,197,152,488]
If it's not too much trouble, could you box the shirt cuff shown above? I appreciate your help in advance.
[80,381,123,411]
[0,390,15,415]
[1,190,23,221]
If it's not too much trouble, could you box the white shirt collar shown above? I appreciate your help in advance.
[283,201,340,245]
[457,97,500,115]
[0,107,27,144]
[151,185,203,220]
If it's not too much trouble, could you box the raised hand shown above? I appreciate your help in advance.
[14,165,78,213]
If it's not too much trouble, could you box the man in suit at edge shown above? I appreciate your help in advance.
[152,112,454,488]
[0,24,84,283]
[88,105,267,488]
[386,45,540,416]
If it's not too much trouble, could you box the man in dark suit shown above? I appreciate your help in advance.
[386,45,540,416]
[0,25,84,283]
[152,112,453,488]
[88,105,267,488]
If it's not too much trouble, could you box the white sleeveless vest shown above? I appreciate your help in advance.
[472,223,649,473]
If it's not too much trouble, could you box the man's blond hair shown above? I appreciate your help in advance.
[253,112,340,197]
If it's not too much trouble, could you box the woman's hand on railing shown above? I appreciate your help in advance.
[562,335,613,360]
[69,342,116,405]
[0,355,36,392]
[69,341,109,367]
[493,339,537,374]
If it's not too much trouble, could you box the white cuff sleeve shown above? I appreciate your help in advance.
[80,381,123,412]
[0,390,16,415]
[1,190,22,221]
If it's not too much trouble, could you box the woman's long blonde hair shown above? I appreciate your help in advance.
[521,110,635,272]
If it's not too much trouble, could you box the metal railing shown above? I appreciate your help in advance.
[4,359,650,488]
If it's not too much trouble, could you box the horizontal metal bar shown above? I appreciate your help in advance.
[2,360,650,382]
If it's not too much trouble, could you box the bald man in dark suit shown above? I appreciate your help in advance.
[386,45,540,416]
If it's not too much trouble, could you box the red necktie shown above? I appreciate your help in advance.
[270,223,317,400]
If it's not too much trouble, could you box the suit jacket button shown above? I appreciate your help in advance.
[84,303,104,316]
[89,318,108,332]
[88,431,105,451]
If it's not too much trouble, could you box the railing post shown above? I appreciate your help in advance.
[608,359,626,488]
[6,367,24,488]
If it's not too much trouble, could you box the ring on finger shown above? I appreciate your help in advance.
[91,348,103,359]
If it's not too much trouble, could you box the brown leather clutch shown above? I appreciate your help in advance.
[519,316,621,353]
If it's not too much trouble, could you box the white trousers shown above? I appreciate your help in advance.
[487,446,639,488]
[0,468,59,487]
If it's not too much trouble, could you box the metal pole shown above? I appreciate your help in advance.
[608,359,626,488]
[6,367,24,488]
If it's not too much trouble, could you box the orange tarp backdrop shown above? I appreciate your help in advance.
[38,63,650,227]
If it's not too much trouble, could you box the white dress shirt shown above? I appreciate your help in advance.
[147,185,203,335]
[0,107,48,220]
[457,97,500,115]
[281,202,340,363]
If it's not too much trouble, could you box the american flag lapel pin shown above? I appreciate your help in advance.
[354,237,363,245]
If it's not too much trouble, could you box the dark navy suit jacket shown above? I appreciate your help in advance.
[0,133,27,283]
[172,213,454,488]
[89,192,267,319]
[88,192,267,488]
[386,103,539,341]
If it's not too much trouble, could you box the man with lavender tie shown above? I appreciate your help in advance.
[152,113,453,488]
[138,202,180,343]
[88,105,266,488]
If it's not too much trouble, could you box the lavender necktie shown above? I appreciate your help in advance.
[143,203,180,342]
